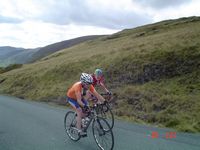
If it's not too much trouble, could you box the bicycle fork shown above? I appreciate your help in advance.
[96,118,106,136]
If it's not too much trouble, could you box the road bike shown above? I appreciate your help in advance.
[64,103,114,150]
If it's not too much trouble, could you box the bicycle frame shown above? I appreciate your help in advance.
[81,104,99,132]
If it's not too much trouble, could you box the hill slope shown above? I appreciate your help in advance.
[28,35,103,63]
[0,47,26,67]
[0,16,200,132]
[0,35,102,67]
[0,46,23,59]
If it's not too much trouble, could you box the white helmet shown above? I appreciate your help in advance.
[80,73,93,84]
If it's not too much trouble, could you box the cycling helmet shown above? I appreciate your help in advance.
[80,73,93,84]
[94,69,103,77]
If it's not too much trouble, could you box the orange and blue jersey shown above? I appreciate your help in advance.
[67,81,95,100]
[67,81,95,108]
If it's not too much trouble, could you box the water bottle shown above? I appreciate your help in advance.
[81,118,86,128]
[85,117,90,125]
[82,117,90,128]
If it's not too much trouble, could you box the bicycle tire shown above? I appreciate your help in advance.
[92,117,114,150]
[64,111,81,141]
[100,104,114,130]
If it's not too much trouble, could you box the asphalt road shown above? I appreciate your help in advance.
[0,95,200,150]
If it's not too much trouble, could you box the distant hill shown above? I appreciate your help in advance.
[1,16,200,133]
[0,47,23,61]
[4,48,41,66]
[0,35,103,67]
[0,46,41,67]
[28,35,103,63]
[0,46,27,67]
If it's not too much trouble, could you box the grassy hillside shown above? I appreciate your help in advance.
[29,35,103,63]
[0,16,200,132]
[0,36,102,67]
[0,64,23,74]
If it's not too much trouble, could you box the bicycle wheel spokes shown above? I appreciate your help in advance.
[92,118,114,150]
[100,105,114,130]
[64,111,80,141]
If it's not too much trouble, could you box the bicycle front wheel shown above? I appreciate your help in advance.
[100,104,114,130]
[92,117,114,150]
[64,111,80,141]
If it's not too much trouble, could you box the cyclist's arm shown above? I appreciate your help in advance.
[100,82,110,93]
[75,91,85,107]
[92,89,105,103]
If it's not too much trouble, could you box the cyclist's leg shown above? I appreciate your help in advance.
[76,108,83,130]
[84,90,92,100]
[80,98,89,117]
[85,91,97,102]
[82,98,88,106]
[68,97,83,130]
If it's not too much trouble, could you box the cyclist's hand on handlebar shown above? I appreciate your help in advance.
[101,101,109,112]
[107,91,112,96]
[82,105,90,113]
[103,100,108,105]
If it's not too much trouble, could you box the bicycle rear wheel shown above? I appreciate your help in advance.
[92,117,114,150]
[64,111,81,141]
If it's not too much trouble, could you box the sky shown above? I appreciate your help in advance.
[0,0,200,48]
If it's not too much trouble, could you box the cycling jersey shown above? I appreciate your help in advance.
[91,74,104,87]
[67,81,95,100]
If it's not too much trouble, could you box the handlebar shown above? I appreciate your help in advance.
[100,93,112,96]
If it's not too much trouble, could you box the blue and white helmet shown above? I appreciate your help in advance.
[95,69,103,77]
[80,73,93,84]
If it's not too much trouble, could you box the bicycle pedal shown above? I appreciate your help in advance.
[80,133,87,137]
[78,131,87,137]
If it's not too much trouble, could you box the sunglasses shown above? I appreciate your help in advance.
[83,83,91,86]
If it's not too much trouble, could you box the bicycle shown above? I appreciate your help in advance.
[92,93,114,130]
[64,103,114,150]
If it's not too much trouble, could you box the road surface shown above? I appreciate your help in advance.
[0,95,200,150]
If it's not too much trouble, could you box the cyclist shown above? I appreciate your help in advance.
[66,73,105,136]
[92,68,111,94]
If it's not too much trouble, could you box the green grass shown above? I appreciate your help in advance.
[0,64,23,74]
[0,16,200,132]
[114,73,200,132]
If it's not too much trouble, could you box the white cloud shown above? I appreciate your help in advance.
[0,0,152,28]
[0,0,43,20]
[0,0,199,48]
[0,21,118,48]
[133,0,190,9]
[0,15,22,23]
[140,0,200,22]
